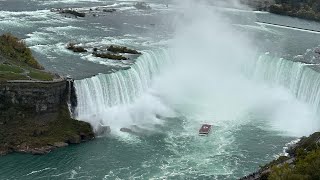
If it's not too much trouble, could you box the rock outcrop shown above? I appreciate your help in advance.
[134,2,152,10]
[0,80,94,156]
[66,43,87,53]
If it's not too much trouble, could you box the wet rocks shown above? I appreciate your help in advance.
[53,142,68,148]
[120,127,133,133]
[92,45,142,60]
[67,43,87,53]
[59,9,85,18]
[107,45,141,54]
[134,2,152,10]
[93,52,128,60]
[66,42,141,60]
[30,146,55,155]
[103,9,116,13]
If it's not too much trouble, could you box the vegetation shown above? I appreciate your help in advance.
[0,33,43,69]
[0,64,23,73]
[287,132,320,156]
[0,33,54,81]
[260,156,291,170]
[269,149,320,179]
[28,70,54,81]
[0,72,29,81]
[242,132,320,180]
[0,105,94,154]
[270,0,320,21]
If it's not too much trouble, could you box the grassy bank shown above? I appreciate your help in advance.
[0,33,54,81]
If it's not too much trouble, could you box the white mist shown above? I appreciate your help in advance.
[75,0,319,137]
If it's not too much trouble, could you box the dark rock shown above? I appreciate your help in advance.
[59,9,85,17]
[93,52,128,60]
[107,45,141,54]
[120,127,133,133]
[30,146,54,155]
[32,129,47,137]
[103,9,116,13]
[53,142,68,148]
[67,135,81,144]
[31,149,47,155]
[66,43,87,53]
[134,2,151,10]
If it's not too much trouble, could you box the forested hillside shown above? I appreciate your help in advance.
[270,0,320,21]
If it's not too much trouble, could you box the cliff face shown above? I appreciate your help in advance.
[0,80,94,155]
[0,80,67,121]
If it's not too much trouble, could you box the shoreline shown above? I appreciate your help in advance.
[240,132,320,179]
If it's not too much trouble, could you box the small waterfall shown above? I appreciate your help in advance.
[66,78,73,115]
[250,53,320,114]
[74,48,170,125]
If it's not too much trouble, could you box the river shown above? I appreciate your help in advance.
[0,0,319,179]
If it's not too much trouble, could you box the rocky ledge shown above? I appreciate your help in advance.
[240,132,320,180]
[0,105,94,156]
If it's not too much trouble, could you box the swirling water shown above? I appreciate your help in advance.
[0,0,320,179]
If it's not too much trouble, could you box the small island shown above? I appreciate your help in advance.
[66,43,142,60]
[0,33,94,155]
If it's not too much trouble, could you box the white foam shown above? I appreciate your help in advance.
[256,22,320,34]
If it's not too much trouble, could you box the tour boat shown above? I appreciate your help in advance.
[199,124,212,136]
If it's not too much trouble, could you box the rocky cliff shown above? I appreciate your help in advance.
[0,79,94,155]
[0,33,94,156]
[0,80,67,119]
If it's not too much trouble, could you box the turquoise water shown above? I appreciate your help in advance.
[0,118,293,179]
[1,0,320,179]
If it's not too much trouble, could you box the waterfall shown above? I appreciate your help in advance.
[74,48,320,133]
[250,53,320,114]
[74,48,170,127]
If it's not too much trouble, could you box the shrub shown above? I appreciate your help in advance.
[0,33,43,69]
